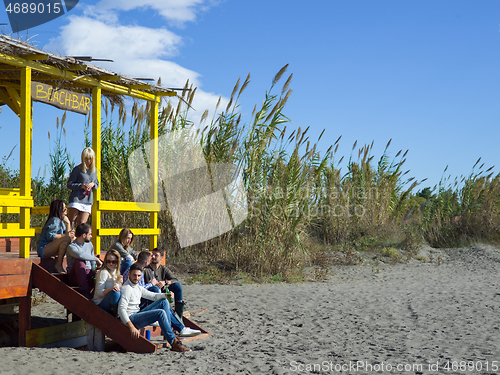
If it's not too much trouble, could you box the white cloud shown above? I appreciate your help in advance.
[93,0,214,25]
[47,16,181,60]
[46,10,228,126]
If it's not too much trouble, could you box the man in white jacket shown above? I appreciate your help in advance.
[118,263,200,352]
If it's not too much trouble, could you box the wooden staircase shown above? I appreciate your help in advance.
[31,263,157,353]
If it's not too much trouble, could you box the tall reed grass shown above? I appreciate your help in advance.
[1,66,499,278]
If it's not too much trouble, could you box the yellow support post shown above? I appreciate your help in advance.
[91,87,102,255]
[19,67,32,258]
[149,98,159,250]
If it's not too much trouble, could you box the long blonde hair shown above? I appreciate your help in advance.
[118,228,134,250]
[80,147,96,173]
[98,249,121,284]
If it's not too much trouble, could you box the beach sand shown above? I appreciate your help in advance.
[0,244,499,374]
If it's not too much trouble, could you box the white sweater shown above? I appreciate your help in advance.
[92,268,121,305]
[118,279,167,324]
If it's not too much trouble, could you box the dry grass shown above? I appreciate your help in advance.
[1,67,499,280]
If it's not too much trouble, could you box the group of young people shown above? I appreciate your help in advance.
[35,148,198,352]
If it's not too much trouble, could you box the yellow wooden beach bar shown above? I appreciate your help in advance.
[0,34,208,351]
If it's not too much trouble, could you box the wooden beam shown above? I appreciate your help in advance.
[128,84,151,90]
[5,86,20,114]
[31,206,49,215]
[19,66,32,258]
[0,88,20,115]
[97,200,161,212]
[153,91,177,97]
[20,54,49,61]
[0,52,161,101]
[97,228,161,236]
[92,87,101,255]
[0,258,31,275]
[26,320,87,347]
[95,75,121,81]
[0,197,34,207]
[150,97,159,250]
[0,228,35,237]
[18,275,32,346]
[66,64,88,71]
[0,286,31,299]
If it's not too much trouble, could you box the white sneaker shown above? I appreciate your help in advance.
[151,321,160,327]
[179,327,201,337]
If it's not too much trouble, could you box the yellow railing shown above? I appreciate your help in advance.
[0,189,35,254]
[26,200,161,255]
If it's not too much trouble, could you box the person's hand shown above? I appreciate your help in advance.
[150,278,158,286]
[96,258,103,268]
[157,280,166,289]
[128,324,140,339]
[112,285,120,292]
[170,291,174,300]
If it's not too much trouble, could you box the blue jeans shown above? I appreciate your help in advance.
[97,290,121,313]
[168,282,183,303]
[140,285,160,310]
[129,299,184,344]
[120,259,133,275]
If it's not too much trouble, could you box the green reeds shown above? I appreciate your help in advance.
[2,67,499,278]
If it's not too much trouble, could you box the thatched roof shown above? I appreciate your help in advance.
[0,34,176,108]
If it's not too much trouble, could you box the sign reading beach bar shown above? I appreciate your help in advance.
[31,82,90,114]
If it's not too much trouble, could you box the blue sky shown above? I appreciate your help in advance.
[0,0,499,190]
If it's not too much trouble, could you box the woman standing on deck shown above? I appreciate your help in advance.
[93,249,122,316]
[37,199,74,273]
[67,147,99,229]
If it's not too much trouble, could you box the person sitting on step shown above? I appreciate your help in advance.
[93,249,122,316]
[66,223,102,299]
[36,199,74,274]
[143,247,187,321]
[122,251,160,309]
[110,228,137,275]
[118,263,200,352]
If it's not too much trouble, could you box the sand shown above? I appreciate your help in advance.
[0,244,500,374]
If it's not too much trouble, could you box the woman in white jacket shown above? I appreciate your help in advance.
[93,249,122,316]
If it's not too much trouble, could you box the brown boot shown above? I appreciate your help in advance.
[170,338,191,352]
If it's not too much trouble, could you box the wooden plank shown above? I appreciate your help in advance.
[0,207,20,213]
[38,336,87,349]
[0,188,24,196]
[31,263,156,353]
[98,200,161,212]
[87,324,105,351]
[0,197,33,207]
[0,258,31,275]
[0,223,20,230]
[25,320,87,347]
[0,285,30,299]
[31,206,49,215]
[98,228,161,236]
[0,228,35,237]
[18,280,31,346]
[0,274,30,287]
